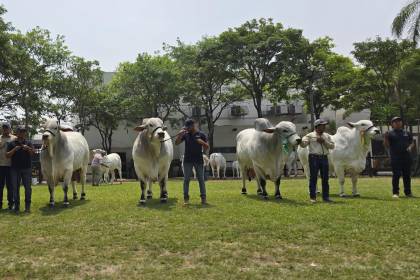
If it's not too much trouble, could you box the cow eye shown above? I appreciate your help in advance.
[149,124,152,127]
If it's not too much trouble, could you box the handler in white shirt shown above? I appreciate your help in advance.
[0,123,16,210]
[300,119,335,203]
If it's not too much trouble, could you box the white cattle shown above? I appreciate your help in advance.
[102,153,123,184]
[236,118,301,199]
[40,119,89,206]
[209,153,226,179]
[132,118,173,205]
[298,120,380,196]
[181,154,210,178]
[232,160,241,178]
[330,120,380,196]
[286,149,298,177]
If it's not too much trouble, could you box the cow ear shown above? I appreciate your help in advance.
[347,122,357,128]
[263,128,275,133]
[134,125,147,132]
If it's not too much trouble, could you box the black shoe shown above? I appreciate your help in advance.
[24,208,30,213]
[323,198,333,203]
[405,193,414,198]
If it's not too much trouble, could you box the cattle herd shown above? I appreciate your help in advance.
[39,117,380,206]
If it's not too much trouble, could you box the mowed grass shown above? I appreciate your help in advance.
[1,177,420,279]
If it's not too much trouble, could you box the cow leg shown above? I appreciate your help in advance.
[256,179,263,195]
[274,177,282,199]
[118,168,123,184]
[72,180,78,200]
[80,166,87,200]
[193,167,196,179]
[146,181,153,199]
[111,170,116,184]
[217,166,220,179]
[259,178,268,200]
[48,179,55,207]
[159,177,168,203]
[336,167,346,197]
[139,180,146,205]
[351,174,360,197]
[223,166,226,179]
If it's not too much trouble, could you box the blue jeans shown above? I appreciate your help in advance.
[183,162,206,199]
[391,158,412,195]
[10,168,32,209]
[309,154,330,200]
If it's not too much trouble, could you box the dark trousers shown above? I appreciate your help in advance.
[10,168,32,209]
[0,166,13,208]
[391,158,412,195]
[309,154,330,200]
[183,162,206,199]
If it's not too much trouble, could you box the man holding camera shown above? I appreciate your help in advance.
[175,119,209,205]
[6,126,35,213]
[0,122,16,210]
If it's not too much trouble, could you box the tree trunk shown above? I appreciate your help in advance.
[208,121,215,155]
[255,89,263,118]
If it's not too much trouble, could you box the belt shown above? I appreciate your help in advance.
[309,154,328,158]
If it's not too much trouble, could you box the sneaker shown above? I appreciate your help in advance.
[392,194,399,198]
[323,198,333,203]
[183,199,189,206]
[24,208,30,213]
[310,199,317,204]
[201,198,208,205]
[405,193,414,198]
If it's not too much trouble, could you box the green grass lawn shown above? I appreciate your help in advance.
[1,177,420,279]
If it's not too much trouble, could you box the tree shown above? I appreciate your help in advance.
[169,37,244,153]
[66,56,103,134]
[89,87,124,153]
[218,18,305,117]
[272,37,356,129]
[392,0,420,45]
[7,27,70,130]
[111,53,182,124]
[348,37,415,122]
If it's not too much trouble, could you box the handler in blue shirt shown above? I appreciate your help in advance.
[384,117,415,198]
[175,119,209,205]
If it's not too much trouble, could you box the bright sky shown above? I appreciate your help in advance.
[2,0,407,71]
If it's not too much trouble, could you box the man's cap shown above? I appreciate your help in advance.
[314,119,328,127]
[184,119,195,129]
[15,125,27,132]
[391,116,402,123]
[1,122,11,129]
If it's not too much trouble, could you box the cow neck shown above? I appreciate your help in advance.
[349,128,371,159]
[139,130,161,157]
[258,130,282,152]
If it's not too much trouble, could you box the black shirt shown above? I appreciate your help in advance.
[181,131,207,163]
[387,129,413,160]
[7,139,33,169]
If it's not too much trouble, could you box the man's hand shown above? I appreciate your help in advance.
[196,138,209,150]
[22,145,31,151]
[316,137,325,144]
[175,129,187,145]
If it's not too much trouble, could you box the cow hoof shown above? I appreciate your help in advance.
[80,193,86,200]
[138,200,146,206]
[353,193,360,197]
[275,194,283,200]
[73,194,78,200]
[241,191,247,195]
[263,195,269,200]
[316,191,321,194]
[63,201,70,207]
[160,198,167,203]
[49,202,55,208]
[339,193,346,197]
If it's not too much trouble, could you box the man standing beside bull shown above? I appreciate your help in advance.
[384,117,415,198]
[6,126,35,213]
[300,119,335,203]
[0,123,16,210]
[175,119,209,206]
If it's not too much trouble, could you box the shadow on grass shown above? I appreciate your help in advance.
[244,194,308,206]
[329,193,393,201]
[137,197,178,211]
[39,199,90,216]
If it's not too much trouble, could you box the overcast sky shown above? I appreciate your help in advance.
[2,0,408,71]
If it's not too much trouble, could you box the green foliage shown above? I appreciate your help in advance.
[392,0,420,44]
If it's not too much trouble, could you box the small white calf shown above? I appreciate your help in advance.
[209,153,226,179]
[102,153,123,184]
[232,160,241,178]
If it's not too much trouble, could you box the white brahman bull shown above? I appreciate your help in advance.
[102,153,123,184]
[209,153,226,179]
[298,120,380,197]
[232,160,241,178]
[132,118,173,205]
[40,119,89,207]
[181,154,209,178]
[236,118,301,199]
